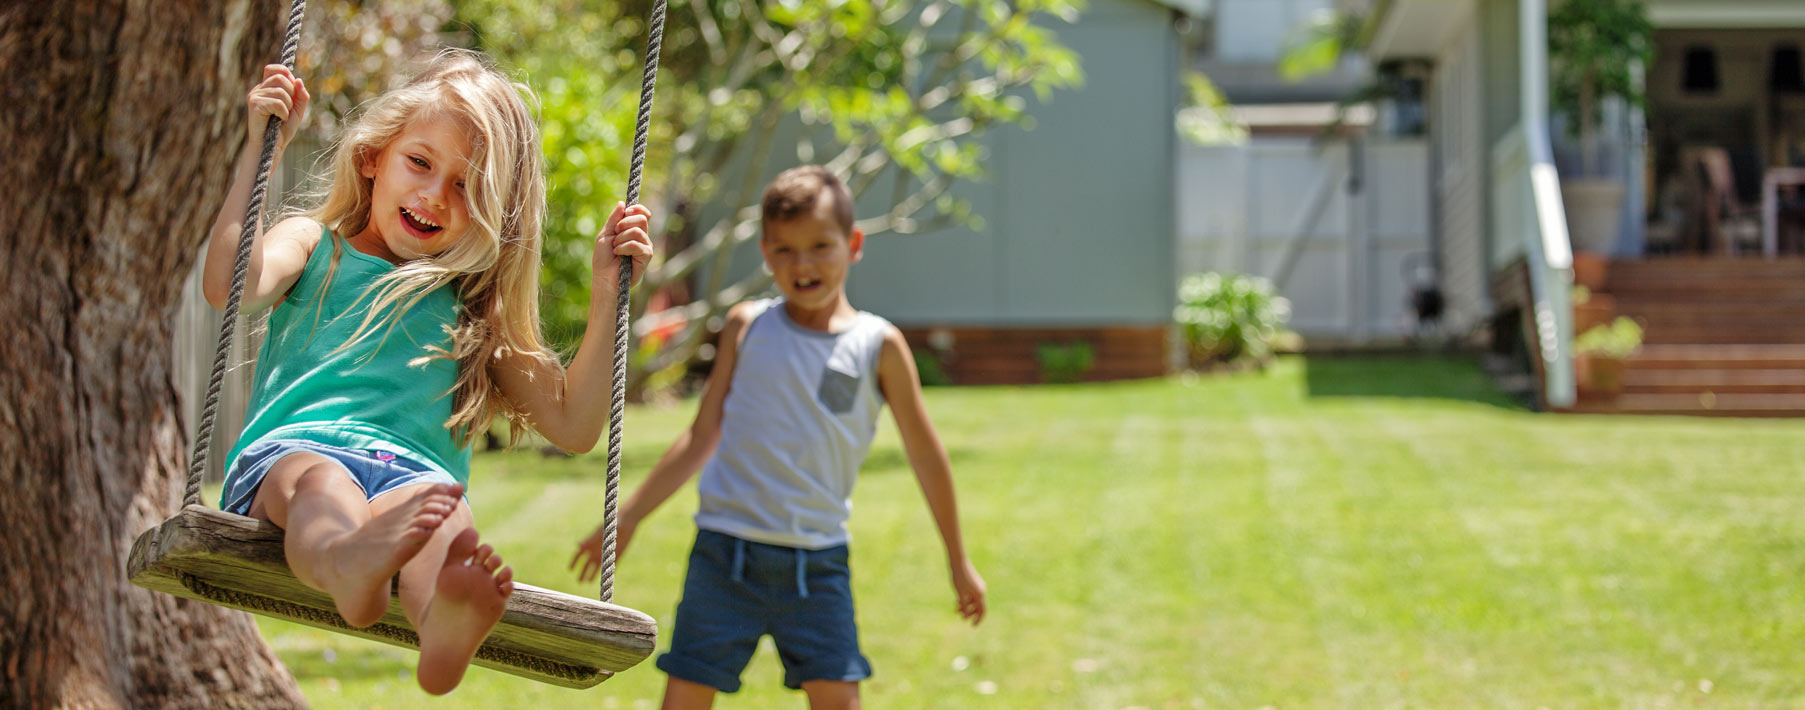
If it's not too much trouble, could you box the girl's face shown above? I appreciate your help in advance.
[355,112,475,262]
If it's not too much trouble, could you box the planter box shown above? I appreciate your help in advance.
[1575,353,1626,398]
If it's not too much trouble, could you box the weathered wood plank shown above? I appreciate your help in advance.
[127,506,656,689]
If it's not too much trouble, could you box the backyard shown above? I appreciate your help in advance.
[257,356,1805,708]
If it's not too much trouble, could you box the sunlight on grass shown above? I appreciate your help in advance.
[253,356,1805,708]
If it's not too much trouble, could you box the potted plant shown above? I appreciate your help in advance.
[1548,0,1653,256]
[1573,316,1643,397]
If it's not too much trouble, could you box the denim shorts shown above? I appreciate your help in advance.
[219,439,460,516]
[656,529,872,692]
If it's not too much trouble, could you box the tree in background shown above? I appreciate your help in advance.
[295,0,456,143]
[455,0,1083,396]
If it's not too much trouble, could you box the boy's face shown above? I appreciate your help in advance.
[760,196,864,311]
[359,112,474,261]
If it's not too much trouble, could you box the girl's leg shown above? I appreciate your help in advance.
[660,676,719,710]
[380,491,513,695]
[800,680,860,710]
[247,453,462,628]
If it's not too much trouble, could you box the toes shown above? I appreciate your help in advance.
[446,527,480,560]
[496,566,514,589]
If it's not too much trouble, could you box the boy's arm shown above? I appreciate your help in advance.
[570,301,757,581]
[877,327,987,625]
[492,203,651,453]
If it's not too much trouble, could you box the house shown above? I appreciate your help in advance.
[1363,0,1805,415]
[703,0,1205,385]
[1178,0,1443,348]
[855,0,1201,384]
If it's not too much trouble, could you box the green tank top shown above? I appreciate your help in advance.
[223,226,471,490]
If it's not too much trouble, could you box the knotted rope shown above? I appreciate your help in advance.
[184,0,308,508]
[602,0,667,603]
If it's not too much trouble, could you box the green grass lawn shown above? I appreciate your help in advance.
[256,355,1805,708]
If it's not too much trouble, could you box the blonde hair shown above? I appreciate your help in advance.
[311,48,557,447]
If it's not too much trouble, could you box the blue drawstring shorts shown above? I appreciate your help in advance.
[656,529,872,692]
[220,439,460,516]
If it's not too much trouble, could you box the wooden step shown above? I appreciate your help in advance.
[1610,303,1805,318]
[1628,344,1805,369]
[1612,284,1805,297]
[1640,331,1805,346]
[1620,368,1805,394]
[1564,392,1805,417]
[1607,257,1805,279]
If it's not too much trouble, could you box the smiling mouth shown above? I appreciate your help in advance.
[399,207,442,237]
[795,277,822,290]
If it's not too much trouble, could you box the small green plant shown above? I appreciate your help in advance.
[1035,341,1095,384]
[1174,272,1293,366]
[1575,316,1643,359]
[913,348,953,387]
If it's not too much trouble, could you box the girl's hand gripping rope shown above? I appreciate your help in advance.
[246,64,309,153]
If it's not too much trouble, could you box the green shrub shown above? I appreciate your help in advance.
[1035,341,1095,384]
[914,348,953,387]
[1575,316,1643,359]
[1174,272,1293,366]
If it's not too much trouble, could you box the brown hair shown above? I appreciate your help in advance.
[760,165,853,235]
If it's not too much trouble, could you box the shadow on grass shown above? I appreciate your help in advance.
[479,442,980,481]
[1301,354,1527,410]
[278,643,411,682]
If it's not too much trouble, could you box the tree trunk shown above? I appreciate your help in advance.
[1,3,308,708]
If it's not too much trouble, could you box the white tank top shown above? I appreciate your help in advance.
[694,299,891,549]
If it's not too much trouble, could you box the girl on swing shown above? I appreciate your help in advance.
[203,49,652,694]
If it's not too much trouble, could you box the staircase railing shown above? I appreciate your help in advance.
[1519,0,1576,408]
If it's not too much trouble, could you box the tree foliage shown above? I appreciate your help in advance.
[295,0,456,145]
[1548,0,1652,174]
[453,0,1083,393]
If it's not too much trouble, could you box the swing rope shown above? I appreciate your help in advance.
[603,0,666,604]
[185,0,308,509]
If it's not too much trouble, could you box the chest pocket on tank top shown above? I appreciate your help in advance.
[816,365,862,414]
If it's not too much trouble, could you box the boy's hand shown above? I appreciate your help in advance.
[952,558,986,625]
[595,202,654,297]
[570,516,639,583]
[246,64,308,151]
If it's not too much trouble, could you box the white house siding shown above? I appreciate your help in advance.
[1482,0,1525,266]
[1432,15,1490,335]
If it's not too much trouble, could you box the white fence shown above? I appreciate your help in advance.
[1178,136,1434,344]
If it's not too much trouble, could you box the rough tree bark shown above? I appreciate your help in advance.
[1,3,308,708]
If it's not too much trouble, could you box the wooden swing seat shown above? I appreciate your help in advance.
[128,505,656,689]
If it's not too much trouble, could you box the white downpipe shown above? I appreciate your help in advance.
[1521,0,1576,408]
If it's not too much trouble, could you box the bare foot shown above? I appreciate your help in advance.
[312,483,463,627]
[416,527,513,695]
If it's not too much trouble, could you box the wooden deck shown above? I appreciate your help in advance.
[1568,258,1805,416]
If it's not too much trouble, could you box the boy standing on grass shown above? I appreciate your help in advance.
[572,165,986,709]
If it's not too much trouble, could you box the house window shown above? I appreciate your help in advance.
[1771,44,1804,94]
[1682,45,1720,94]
